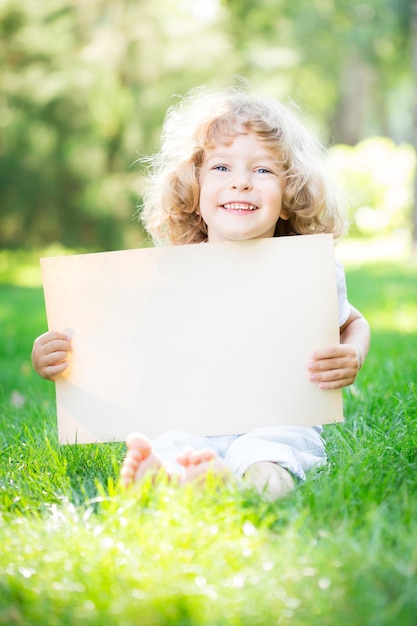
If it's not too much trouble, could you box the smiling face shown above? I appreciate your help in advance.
[198,130,287,243]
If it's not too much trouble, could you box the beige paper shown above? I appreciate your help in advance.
[41,234,343,444]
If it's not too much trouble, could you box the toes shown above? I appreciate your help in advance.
[122,455,140,471]
[120,454,140,487]
[194,449,216,464]
[125,448,144,463]
[177,447,216,468]
[120,433,153,487]
[120,465,135,486]
[126,432,151,460]
[176,447,197,467]
[181,457,232,486]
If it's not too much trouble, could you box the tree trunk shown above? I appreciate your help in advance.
[332,55,374,145]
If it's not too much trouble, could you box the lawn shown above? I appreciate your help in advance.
[0,242,417,625]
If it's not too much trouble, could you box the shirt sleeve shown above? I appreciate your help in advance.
[335,258,350,327]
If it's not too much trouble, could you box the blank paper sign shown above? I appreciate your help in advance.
[41,234,344,444]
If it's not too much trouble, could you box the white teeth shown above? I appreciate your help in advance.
[223,203,257,211]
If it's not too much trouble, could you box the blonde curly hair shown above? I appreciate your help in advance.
[140,85,346,245]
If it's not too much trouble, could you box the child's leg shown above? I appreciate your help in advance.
[225,426,326,500]
[242,462,295,500]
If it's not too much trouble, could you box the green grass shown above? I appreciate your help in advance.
[1,248,417,625]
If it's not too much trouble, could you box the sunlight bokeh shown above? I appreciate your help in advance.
[184,0,220,21]
[328,138,416,238]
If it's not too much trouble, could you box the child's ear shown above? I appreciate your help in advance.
[279,208,290,221]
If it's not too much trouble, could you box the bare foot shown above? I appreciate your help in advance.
[243,461,295,500]
[120,432,171,487]
[177,447,233,486]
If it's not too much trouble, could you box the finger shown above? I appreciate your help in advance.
[35,331,72,347]
[46,339,72,354]
[310,369,356,389]
[309,366,356,384]
[313,367,353,382]
[42,350,69,367]
[34,342,71,365]
[308,357,348,372]
[310,346,344,361]
[42,361,69,380]
[317,378,354,390]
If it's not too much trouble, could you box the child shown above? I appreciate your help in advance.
[32,85,370,499]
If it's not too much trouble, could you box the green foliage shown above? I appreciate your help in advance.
[0,249,417,624]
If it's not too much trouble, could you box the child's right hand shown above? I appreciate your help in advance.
[31,331,72,380]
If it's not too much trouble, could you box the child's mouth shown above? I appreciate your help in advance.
[222,203,258,211]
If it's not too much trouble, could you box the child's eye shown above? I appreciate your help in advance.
[212,165,229,172]
[255,167,272,174]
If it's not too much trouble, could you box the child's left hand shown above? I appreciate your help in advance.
[307,344,361,390]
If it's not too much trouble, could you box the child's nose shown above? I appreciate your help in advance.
[231,171,253,191]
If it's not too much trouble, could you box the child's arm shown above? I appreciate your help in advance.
[308,305,370,390]
[32,331,72,380]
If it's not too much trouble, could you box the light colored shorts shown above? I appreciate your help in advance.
[151,426,326,481]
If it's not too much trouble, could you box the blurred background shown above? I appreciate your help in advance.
[0,0,416,254]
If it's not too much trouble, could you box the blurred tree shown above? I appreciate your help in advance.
[0,1,128,249]
[0,0,233,249]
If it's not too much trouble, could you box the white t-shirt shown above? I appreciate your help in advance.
[335,258,350,327]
